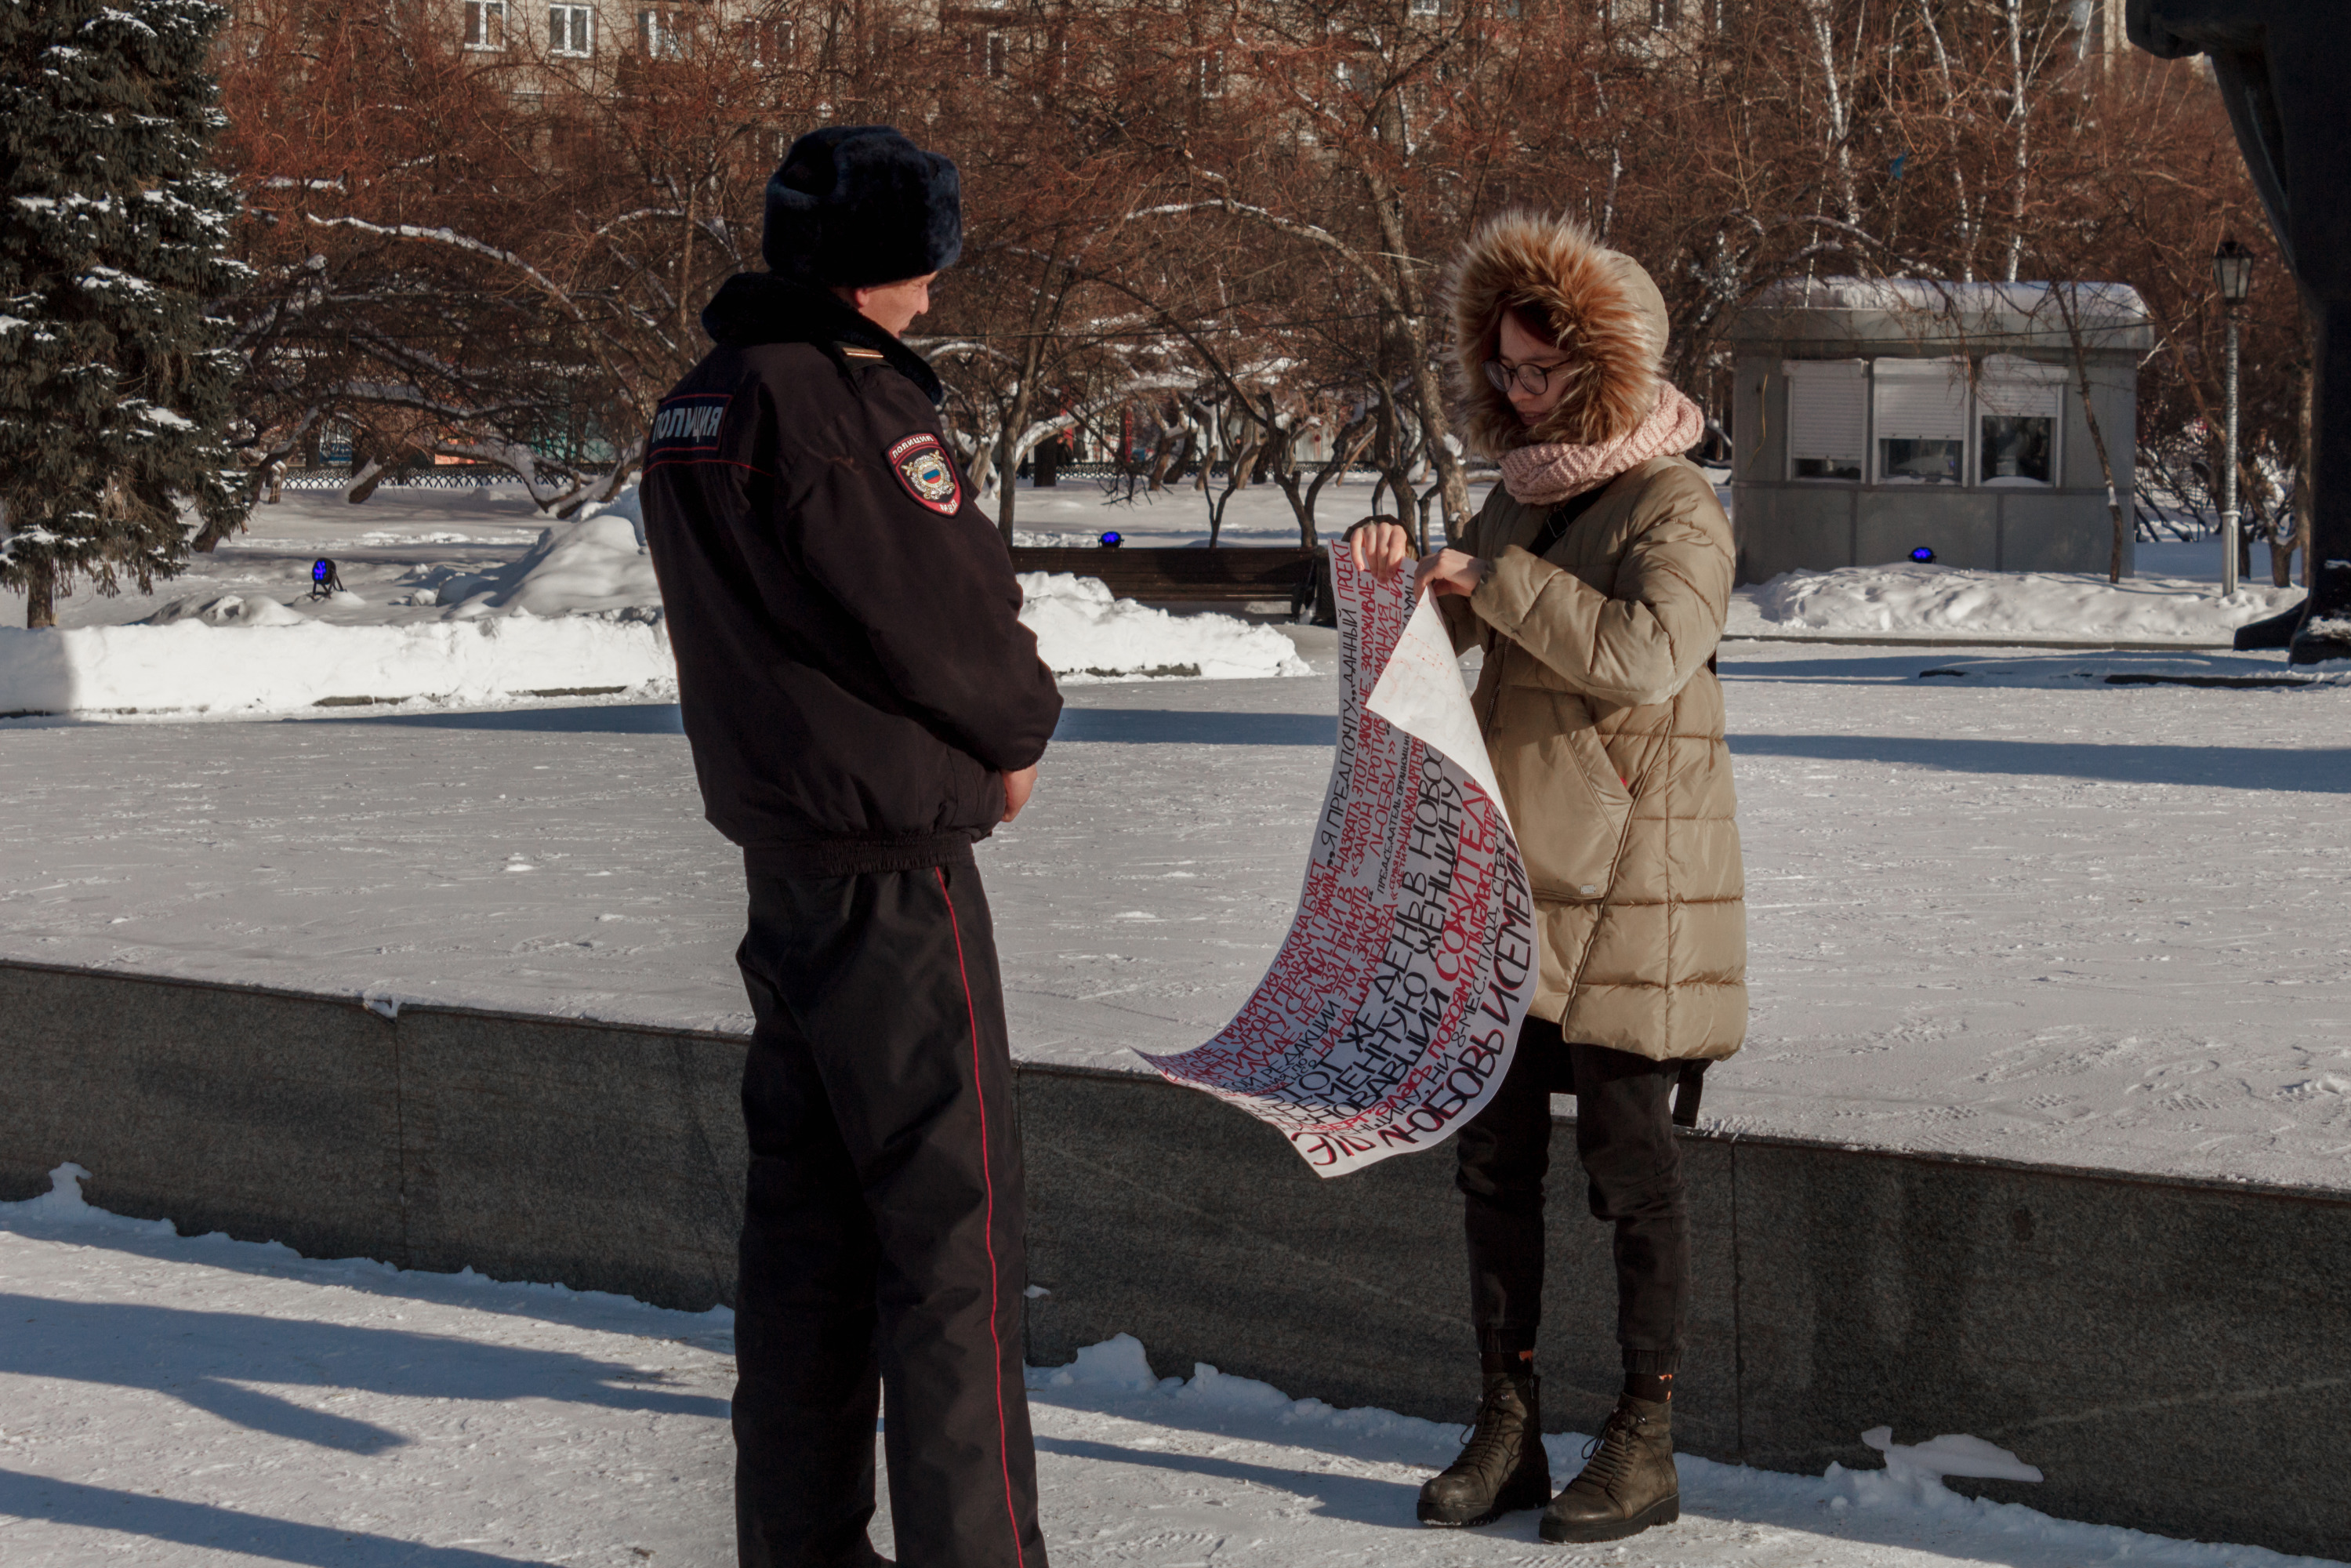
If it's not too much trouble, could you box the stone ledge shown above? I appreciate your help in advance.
[3,957,2345,1558]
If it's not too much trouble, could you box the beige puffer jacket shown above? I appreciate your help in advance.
[1437,214,1747,1062]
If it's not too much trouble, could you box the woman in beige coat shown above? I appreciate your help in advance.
[1352,211,1745,1546]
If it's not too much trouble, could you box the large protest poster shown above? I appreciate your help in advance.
[1137,546,1537,1176]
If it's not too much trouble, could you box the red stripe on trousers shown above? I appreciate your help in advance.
[935,866,1027,1568]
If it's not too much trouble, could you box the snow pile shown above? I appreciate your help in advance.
[0,492,1312,712]
[1736,563,2300,642]
[1018,572,1310,681]
[1031,1331,1163,1392]
[576,482,648,544]
[0,611,673,717]
[1030,1335,1318,1418]
[5,1163,176,1237]
[3,501,675,716]
[439,512,660,618]
[1860,1425,2043,1484]
[143,591,312,627]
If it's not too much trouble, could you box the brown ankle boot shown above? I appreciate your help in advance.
[1539,1392,1678,1543]
[1417,1368,1551,1527]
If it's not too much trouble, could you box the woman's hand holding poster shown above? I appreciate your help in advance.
[1137,545,1536,1175]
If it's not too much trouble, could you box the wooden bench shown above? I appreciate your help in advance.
[1008,546,1332,621]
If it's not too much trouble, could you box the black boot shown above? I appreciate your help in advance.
[1539,1392,1678,1544]
[1417,1367,1551,1527]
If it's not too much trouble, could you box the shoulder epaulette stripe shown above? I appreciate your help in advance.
[840,345,885,361]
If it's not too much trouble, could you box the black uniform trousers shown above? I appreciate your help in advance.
[732,863,1047,1568]
[1454,1013,1689,1376]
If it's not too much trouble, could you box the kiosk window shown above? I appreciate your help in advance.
[1976,356,2064,487]
[1784,359,1865,481]
[1872,360,1968,485]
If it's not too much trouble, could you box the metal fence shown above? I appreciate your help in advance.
[267,458,2258,548]
[277,467,518,492]
[1050,461,1392,482]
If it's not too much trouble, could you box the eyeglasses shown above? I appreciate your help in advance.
[1484,357,1572,396]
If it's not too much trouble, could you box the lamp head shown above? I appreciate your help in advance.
[2212,237,2255,307]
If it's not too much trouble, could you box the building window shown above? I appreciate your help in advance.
[550,2,591,54]
[743,16,792,65]
[1409,0,1442,14]
[1975,354,2065,487]
[1195,49,1224,96]
[1783,359,1864,481]
[1649,0,1678,26]
[463,0,505,49]
[1871,358,1968,485]
[981,31,1008,78]
[637,9,684,56]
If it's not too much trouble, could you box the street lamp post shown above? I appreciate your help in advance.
[2214,238,2255,597]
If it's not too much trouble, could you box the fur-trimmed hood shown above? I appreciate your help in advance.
[1449,212,1672,458]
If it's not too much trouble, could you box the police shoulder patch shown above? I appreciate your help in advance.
[887,433,963,516]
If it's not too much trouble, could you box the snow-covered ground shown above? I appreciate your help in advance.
[7,481,2351,1190]
[5,1169,2336,1568]
[6,633,2351,1191]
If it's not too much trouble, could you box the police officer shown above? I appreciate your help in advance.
[640,125,1061,1568]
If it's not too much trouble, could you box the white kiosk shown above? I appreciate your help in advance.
[1728,280,2152,583]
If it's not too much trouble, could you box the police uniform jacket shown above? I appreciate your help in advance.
[642,272,1062,878]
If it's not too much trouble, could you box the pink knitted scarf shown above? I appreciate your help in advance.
[1497,383,1706,506]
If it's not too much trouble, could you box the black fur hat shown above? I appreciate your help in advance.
[763,125,963,287]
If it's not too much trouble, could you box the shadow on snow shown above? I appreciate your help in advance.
[1727,733,2351,793]
[1050,709,1336,746]
[0,1470,549,1566]
[0,1290,727,1454]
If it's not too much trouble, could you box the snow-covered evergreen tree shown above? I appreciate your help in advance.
[0,0,247,628]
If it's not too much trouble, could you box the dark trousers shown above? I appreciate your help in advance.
[1454,1014,1689,1375]
[732,864,1047,1568]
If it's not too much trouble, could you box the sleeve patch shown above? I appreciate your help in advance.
[647,392,733,469]
[887,433,963,515]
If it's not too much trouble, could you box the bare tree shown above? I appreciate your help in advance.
[201,0,2288,568]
